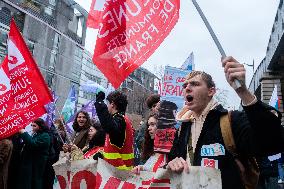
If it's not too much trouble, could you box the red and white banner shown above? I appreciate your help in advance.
[92,0,180,88]
[53,158,98,189]
[54,158,222,189]
[0,19,52,139]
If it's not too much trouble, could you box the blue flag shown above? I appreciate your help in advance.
[181,52,194,71]
[61,85,77,123]
[269,85,280,110]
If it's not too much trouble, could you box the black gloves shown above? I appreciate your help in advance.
[96,91,105,102]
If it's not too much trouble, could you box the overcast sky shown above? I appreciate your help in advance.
[74,0,280,109]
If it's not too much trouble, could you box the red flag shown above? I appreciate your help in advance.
[0,57,13,118]
[92,0,180,88]
[0,19,52,139]
[87,0,105,29]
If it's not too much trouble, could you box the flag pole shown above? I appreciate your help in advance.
[54,106,72,144]
[191,0,241,89]
[47,116,65,144]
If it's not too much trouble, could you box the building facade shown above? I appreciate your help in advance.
[78,50,108,107]
[121,67,157,122]
[0,0,157,122]
[0,0,102,111]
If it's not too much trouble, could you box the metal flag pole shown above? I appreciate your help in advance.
[191,0,241,89]
[54,106,72,144]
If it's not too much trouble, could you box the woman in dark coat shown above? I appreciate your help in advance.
[17,118,50,189]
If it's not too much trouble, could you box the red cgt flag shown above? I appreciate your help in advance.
[0,19,52,139]
[92,0,180,88]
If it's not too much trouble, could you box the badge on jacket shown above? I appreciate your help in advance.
[201,143,225,157]
[201,158,218,169]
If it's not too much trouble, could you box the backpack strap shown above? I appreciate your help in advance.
[220,111,238,157]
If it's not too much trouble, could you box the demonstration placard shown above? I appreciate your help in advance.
[53,158,222,189]
[160,66,190,110]
[154,100,177,153]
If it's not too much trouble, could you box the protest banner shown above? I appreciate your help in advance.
[53,157,98,189]
[92,0,180,88]
[154,128,176,153]
[154,100,177,153]
[160,66,189,110]
[53,158,222,189]
[0,19,52,139]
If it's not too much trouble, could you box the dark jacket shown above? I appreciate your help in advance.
[168,100,283,189]
[17,132,50,189]
[8,134,24,189]
[95,100,126,148]
[72,128,89,149]
[0,139,13,189]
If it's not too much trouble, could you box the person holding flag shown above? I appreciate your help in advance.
[16,118,51,189]
[166,56,284,189]
[95,90,134,170]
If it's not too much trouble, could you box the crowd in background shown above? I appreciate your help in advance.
[1,68,284,189]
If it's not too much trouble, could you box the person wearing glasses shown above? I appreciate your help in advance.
[17,118,51,189]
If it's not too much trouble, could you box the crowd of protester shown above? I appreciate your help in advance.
[1,56,284,189]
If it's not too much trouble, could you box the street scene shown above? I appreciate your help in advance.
[1,0,284,188]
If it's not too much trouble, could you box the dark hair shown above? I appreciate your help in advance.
[88,122,106,148]
[33,118,49,133]
[106,91,128,113]
[146,94,160,109]
[184,71,215,88]
[141,112,158,161]
[72,111,92,132]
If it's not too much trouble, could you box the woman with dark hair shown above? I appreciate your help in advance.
[63,111,91,152]
[72,111,92,149]
[17,118,51,189]
[83,122,106,159]
[132,112,166,174]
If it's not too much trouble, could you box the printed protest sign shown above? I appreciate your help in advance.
[93,0,180,88]
[53,158,222,189]
[154,100,177,153]
[53,157,98,189]
[154,128,176,153]
[160,66,190,110]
